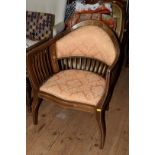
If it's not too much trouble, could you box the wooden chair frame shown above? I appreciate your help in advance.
[27,20,120,149]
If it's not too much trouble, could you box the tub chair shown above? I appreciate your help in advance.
[26,20,120,149]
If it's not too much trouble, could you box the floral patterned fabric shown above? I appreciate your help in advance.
[56,25,116,66]
[40,70,106,106]
[26,11,55,40]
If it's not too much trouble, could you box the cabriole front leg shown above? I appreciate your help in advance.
[26,78,32,112]
[96,109,106,149]
[32,96,42,125]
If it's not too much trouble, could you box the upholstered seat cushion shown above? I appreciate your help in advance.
[40,70,106,106]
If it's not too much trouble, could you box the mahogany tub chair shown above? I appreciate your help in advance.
[27,20,120,149]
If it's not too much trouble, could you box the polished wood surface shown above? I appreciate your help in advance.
[27,67,129,155]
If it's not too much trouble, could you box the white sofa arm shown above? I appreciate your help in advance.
[53,22,65,37]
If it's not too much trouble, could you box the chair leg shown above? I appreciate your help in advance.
[26,78,32,112]
[96,110,106,149]
[105,103,109,111]
[32,96,42,125]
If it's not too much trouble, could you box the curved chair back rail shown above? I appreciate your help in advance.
[58,57,108,78]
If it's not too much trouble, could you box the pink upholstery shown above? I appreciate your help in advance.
[40,70,106,106]
[56,26,116,65]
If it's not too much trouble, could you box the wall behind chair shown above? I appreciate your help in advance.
[26,0,67,24]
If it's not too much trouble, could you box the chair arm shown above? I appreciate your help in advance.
[97,58,121,110]
[26,42,53,90]
[105,55,121,98]
[53,22,65,37]
[26,29,72,90]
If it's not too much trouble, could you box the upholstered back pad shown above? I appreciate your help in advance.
[56,25,116,66]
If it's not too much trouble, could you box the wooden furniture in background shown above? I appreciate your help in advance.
[27,20,121,149]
